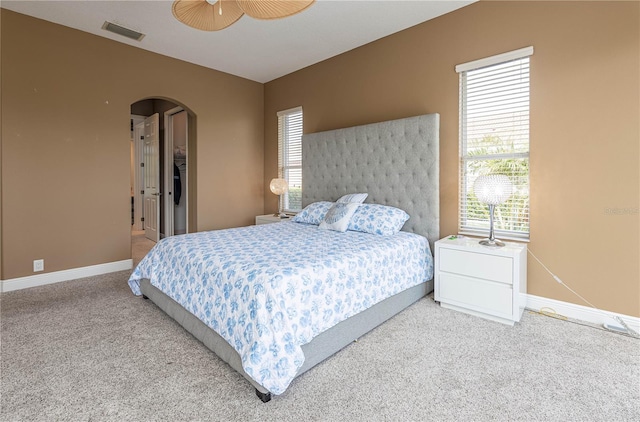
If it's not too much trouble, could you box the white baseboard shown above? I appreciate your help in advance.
[1,259,133,293]
[2,265,637,334]
[525,294,640,334]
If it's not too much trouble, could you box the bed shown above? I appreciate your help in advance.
[128,113,440,401]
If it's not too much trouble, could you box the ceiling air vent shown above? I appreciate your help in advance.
[101,21,145,41]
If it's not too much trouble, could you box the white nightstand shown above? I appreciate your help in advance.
[434,236,527,326]
[255,214,290,225]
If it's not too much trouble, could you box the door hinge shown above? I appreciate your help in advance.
[140,190,144,195]
[141,217,145,222]
[140,162,144,167]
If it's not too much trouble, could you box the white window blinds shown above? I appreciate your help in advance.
[277,106,303,212]
[457,47,533,240]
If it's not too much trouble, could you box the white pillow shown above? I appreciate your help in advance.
[318,202,360,232]
[336,193,368,204]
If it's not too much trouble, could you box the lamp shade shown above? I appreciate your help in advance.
[270,178,289,195]
[474,175,513,205]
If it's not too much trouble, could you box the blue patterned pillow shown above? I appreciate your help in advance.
[348,204,410,236]
[336,193,368,204]
[318,202,360,232]
[291,201,333,225]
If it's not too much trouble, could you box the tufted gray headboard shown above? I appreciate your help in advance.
[301,113,439,250]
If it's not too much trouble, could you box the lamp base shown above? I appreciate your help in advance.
[479,239,505,247]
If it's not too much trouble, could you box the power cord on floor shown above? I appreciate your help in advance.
[526,307,640,337]
[537,306,567,321]
[528,248,639,339]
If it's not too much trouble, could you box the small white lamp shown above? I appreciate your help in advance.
[473,174,513,247]
[270,178,289,217]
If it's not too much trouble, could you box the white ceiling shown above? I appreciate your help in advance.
[1,0,475,83]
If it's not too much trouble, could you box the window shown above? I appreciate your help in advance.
[457,47,533,240]
[277,106,303,212]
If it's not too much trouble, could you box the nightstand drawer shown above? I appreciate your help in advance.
[439,248,513,284]
[438,273,513,316]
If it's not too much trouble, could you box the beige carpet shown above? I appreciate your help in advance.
[1,271,638,421]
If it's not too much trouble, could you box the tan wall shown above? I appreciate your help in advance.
[264,1,640,317]
[0,8,4,279]
[1,10,264,280]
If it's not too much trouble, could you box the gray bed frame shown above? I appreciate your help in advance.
[140,113,440,402]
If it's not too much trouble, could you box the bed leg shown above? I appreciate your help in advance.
[255,389,272,403]
[142,295,149,300]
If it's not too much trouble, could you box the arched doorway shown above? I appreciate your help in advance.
[130,98,197,262]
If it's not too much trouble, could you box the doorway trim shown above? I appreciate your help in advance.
[164,106,188,237]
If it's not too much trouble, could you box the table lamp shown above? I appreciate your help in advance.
[473,174,513,247]
[270,178,289,217]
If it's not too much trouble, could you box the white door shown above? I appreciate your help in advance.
[132,120,145,232]
[143,113,160,242]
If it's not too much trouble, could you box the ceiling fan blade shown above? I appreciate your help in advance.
[172,0,244,31]
[237,0,315,20]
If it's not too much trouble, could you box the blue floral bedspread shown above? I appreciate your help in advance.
[128,221,432,395]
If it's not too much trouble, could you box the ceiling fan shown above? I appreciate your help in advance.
[172,0,316,31]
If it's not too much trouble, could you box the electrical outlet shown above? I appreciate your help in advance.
[33,259,44,272]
